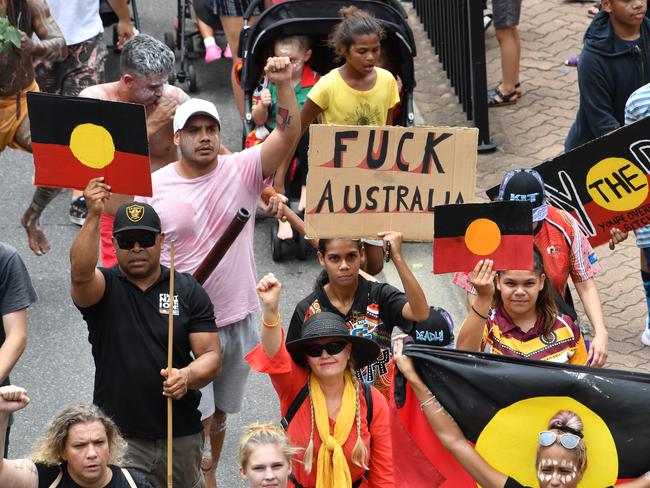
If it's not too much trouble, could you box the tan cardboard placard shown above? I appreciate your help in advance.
[304,125,478,241]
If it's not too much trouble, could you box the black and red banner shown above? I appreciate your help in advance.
[486,116,650,247]
[27,92,152,196]
[433,201,533,274]
[391,346,650,487]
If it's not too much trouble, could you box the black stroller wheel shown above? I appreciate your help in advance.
[164,32,176,51]
[271,219,282,262]
[188,63,198,93]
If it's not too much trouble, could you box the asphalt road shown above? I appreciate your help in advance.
[1,1,464,485]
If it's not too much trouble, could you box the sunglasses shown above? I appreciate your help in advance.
[539,431,581,450]
[304,341,349,358]
[115,232,158,250]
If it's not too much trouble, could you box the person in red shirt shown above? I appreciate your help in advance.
[247,273,394,488]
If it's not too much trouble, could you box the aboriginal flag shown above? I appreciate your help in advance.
[391,346,650,487]
[27,92,152,196]
[433,201,533,274]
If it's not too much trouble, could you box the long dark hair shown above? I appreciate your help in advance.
[494,246,557,335]
[328,6,385,62]
[314,239,363,289]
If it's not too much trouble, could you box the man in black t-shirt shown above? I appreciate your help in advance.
[70,178,220,488]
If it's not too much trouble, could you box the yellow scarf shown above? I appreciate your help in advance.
[310,370,357,488]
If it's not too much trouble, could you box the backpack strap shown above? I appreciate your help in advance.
[48,466,63,488]
[121,468,138,488]
[281,383,309,431]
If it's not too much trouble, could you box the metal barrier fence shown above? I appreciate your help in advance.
[412,0,496,152]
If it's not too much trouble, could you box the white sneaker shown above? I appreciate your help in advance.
[642,328,650,346]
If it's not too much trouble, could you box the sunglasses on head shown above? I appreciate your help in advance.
[304,340,349,358]
[539,431,581,450]
[115,232,158,250]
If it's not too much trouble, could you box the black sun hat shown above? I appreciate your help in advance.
[286,312,380,368]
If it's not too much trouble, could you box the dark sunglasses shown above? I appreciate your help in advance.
[115,232,158,250]
[304,341,349,358]
[539,431,581,450]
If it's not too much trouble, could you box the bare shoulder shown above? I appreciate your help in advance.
[79,82,120,101]
[164,85,190,104]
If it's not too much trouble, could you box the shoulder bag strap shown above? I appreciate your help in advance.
[281,383,309,431]
[121,468,138,488]
[48,466,63,488]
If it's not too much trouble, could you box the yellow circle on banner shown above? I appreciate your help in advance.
[69,123,115,169]
[586,157,648,212]
[475,396,617,486]
[464,218,501,255]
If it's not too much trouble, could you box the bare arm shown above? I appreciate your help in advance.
[70,178,109,308]
[256,274,283,358]
[0,311,27,384]
[260,57,300,179]
[618,474,650,487]
[456,260,495,351]
[0,386,38,488]
[300,98,323,137]
[161,332,221,399]
[378,231,428,322]
[574,278,608,367]
[252,88,272,126]
[24,0,66,61]
[105,0,135,49]
[393,338,508,488]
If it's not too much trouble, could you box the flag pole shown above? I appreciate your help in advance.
[167,240,175,488]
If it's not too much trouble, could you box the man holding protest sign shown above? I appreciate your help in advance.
[70,178,220,487]
[139,55,299,487]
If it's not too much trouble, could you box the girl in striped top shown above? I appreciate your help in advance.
[456,248,588,365]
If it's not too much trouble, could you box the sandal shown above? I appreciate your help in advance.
[489,81,522,98]
[488,86,518,107]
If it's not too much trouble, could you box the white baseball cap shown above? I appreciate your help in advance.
[173,98,221,133]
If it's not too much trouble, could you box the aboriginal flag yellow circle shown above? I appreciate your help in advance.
[464,218,501,256]
[69,123,115,169]
[474,396,617,486]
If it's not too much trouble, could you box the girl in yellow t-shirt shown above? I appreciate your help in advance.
[300,6,400,131]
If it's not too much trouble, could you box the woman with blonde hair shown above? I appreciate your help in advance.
[0,385,152,487]
[239,422,299,487]
[246,273,393,487]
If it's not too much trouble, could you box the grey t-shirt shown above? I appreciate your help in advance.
[0,241,37,387]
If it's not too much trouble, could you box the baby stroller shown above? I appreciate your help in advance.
[164,0,227,93]
[239,0,417,261]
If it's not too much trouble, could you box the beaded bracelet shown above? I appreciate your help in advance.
[263,313,281,328]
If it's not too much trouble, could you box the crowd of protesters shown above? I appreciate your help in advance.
[1,0,650,486]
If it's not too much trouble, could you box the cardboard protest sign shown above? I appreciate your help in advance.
[433,201,533,273]
[486,117,650,247]
[28,93,152,196]
[304,125,478,241]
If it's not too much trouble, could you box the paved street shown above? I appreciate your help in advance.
[3,0,649,485]
[1,2,463,486]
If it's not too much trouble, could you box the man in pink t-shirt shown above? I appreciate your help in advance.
[140,56,299,488]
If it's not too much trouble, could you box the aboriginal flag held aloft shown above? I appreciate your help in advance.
[27,92,152,196]
[433,201,533,274]
[391,346,650,487]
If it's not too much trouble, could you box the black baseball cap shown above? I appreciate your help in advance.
[498,168,548,222]
[113,202,161,235]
